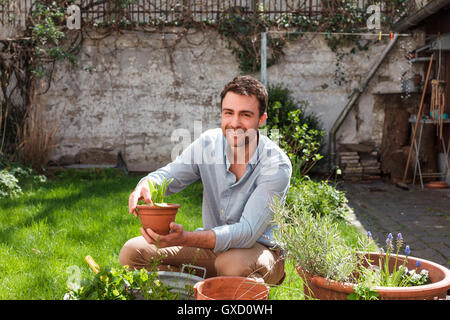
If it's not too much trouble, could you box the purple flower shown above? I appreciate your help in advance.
[367,231,372,239]
[385,233,393,249]
[396,233,402,241]
[405,245,411,256]
[416,260,421,268]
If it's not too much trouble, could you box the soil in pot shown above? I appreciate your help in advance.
[136,204,180,235]
[297,253,450,300]
[193,276,270,300]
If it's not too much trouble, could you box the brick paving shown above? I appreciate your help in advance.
[339,180,450,268]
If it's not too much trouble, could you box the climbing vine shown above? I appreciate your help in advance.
[24,0,410,74]
[11,0,410,79]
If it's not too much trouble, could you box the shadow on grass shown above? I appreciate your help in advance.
[0,176,140,247]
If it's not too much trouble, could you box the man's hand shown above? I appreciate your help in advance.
[140,222,185,247]
[141,222,217,249]
[128,181,152,217]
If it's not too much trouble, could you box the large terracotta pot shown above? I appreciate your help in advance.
[136,204,180,235]
[297,252,450,300]
[193,276,270,300]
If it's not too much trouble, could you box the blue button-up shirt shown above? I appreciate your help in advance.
[139,128,292,252]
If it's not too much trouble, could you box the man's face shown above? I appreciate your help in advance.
[221,91,267,148]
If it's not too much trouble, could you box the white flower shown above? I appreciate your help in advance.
[411,273,421,281]
[420,269,429,277]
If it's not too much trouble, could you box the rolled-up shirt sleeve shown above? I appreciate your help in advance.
[212,162,291,252]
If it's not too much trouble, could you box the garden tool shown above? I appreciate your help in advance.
[430,79,446,139]
[399,53,434,190]
[85,255,100,274]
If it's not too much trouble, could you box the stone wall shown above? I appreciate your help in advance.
[40,27,424,172]
[44,28,236,172]
[266,32,424,147]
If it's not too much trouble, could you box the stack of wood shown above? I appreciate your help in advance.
[340,152,362,181]
[340,151,381,181]
[361,151,382,180]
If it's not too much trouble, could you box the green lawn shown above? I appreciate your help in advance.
[0,168,367,300]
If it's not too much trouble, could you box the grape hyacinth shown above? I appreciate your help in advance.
[405,245,411,256]
[386,233,394,251]
[396,233,403,252]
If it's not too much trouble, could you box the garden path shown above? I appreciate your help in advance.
[339,180,450,269]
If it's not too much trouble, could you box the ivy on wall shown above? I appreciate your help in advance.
[22,0,409,77]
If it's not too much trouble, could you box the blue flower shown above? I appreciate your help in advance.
[367,231,372,239]
[405,245,411,256]
[416,260,421,268]
[385,233,393,247]
[396,233,402,241]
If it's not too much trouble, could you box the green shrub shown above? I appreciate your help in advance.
[263,83,324,180]
[8,165,47,185]
[0,169,23,199]
[287,178,352,220]
[0,155,47,198]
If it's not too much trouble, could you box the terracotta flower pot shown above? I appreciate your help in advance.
[425,181,448,189]
[193,276,270,300]
[136,204,180,235]
[297,252,450,300]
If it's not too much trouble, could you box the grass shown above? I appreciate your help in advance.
[0,168,368,300]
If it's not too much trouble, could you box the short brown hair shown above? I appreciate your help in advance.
[220,75,268,117]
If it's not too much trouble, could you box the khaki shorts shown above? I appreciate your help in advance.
[119,236,285,285]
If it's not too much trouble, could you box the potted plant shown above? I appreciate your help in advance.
[136,178,180,235]
[64,256,202,300]
[193,276,270,300]
[272,198,450,300]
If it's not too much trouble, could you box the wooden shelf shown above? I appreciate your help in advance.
[411,57,431,63]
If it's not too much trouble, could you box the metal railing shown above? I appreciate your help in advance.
[0,0,394,27]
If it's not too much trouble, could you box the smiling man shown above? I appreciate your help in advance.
[119,75,292,285]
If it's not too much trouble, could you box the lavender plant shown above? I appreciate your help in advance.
[272,197,372,282]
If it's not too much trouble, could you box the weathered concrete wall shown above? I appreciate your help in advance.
[45,29,236,172]
[258,31,424,153]
[336,33,425,148]
[42,27,424,172]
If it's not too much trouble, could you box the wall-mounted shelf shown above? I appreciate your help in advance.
[410,34,450,63]
[410,57,431,63]
[410,43,432,63]
[430,34,450,51]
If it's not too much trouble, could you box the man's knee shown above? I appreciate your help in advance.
[213,245,285,285]
[214,249,253,277]
[119,236,157,269]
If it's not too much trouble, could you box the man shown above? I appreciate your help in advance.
[119,75,292,285]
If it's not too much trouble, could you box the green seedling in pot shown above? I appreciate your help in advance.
[147,178,174,207]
